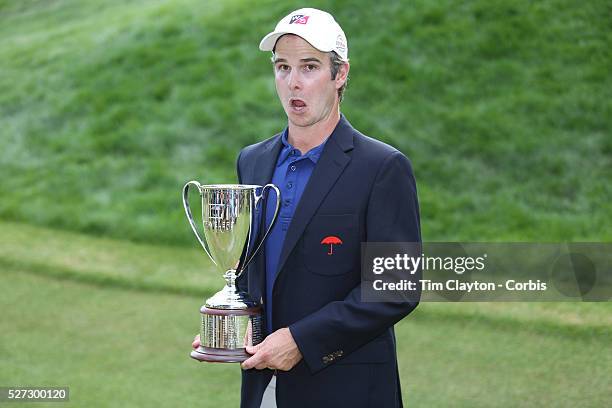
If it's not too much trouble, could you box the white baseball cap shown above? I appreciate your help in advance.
[259,8,348,61]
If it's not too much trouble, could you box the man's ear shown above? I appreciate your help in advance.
[335,62,350,89]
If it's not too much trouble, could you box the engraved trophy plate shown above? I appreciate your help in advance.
[183,182,280,363]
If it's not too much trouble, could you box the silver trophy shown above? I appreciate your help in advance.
[183,182,280,362]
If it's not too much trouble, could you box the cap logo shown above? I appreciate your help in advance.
[335,35,346,54]
[289,15,310,25]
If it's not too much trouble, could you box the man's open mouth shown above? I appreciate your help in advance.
[290,98,307,110]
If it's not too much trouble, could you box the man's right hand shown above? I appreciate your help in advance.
[192,334,200,349]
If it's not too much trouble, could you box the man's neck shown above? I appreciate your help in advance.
[287,109,341,154]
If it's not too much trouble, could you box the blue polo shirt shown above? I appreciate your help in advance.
[264,128,328,334]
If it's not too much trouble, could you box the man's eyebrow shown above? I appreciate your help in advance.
[300,57,322,63]
[272,57,323,64]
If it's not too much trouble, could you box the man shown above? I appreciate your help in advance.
[194,8,421,408]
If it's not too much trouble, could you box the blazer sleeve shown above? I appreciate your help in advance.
[288,151,421,374]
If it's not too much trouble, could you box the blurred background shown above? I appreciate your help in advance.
[0,0,610,406]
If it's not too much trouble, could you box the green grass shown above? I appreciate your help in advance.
[1,255,610,407]
[0,0,610,245]
[0,221,217,297]
[1,222,611,406]
[0,268,241,408]
[399,308,612,407]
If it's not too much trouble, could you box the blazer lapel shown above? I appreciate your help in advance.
[243,135,282,302]
[273,116,355,288]
[251,135,283,186]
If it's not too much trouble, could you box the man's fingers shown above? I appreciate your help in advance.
[241,353,263,370]
[245,340,264,355]
[192,334,200,349]
[241,344,271,370]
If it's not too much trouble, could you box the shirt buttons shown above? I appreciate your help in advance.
[290,165,297,171]
[287,182,293,189]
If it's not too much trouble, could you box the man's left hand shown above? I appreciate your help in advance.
[241,327,302,371]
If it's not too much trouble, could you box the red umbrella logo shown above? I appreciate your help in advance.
[321,235,343,255]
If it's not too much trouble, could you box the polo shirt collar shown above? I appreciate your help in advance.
[277,128,328,166]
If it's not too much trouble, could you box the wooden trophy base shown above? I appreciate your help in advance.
[191,346,250,363]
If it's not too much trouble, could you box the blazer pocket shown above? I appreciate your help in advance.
[302,214,359,276]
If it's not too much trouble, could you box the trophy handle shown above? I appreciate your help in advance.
[239,184,281,275]
[182,180,216,266]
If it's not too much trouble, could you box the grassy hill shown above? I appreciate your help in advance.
[1,2,610,406]
[1,0,610,245]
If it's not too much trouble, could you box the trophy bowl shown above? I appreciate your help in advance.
[182,182,280,363]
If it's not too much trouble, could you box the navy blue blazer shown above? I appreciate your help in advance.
[236,115,421,408]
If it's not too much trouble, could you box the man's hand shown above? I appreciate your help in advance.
[192,334,200,349]
[241,328,302,371]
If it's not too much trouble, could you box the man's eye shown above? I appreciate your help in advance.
[305,64,317,71]
[277,65,290,72]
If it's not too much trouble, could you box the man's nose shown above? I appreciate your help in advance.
[288,71,301,90]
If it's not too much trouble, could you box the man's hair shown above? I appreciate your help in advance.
[270,50,349,103]
[329,51,348,102]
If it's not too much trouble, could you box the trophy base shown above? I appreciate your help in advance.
[191,346,251,363]
[192,305,263,364]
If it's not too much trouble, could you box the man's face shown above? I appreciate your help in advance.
[273,35,343,128]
